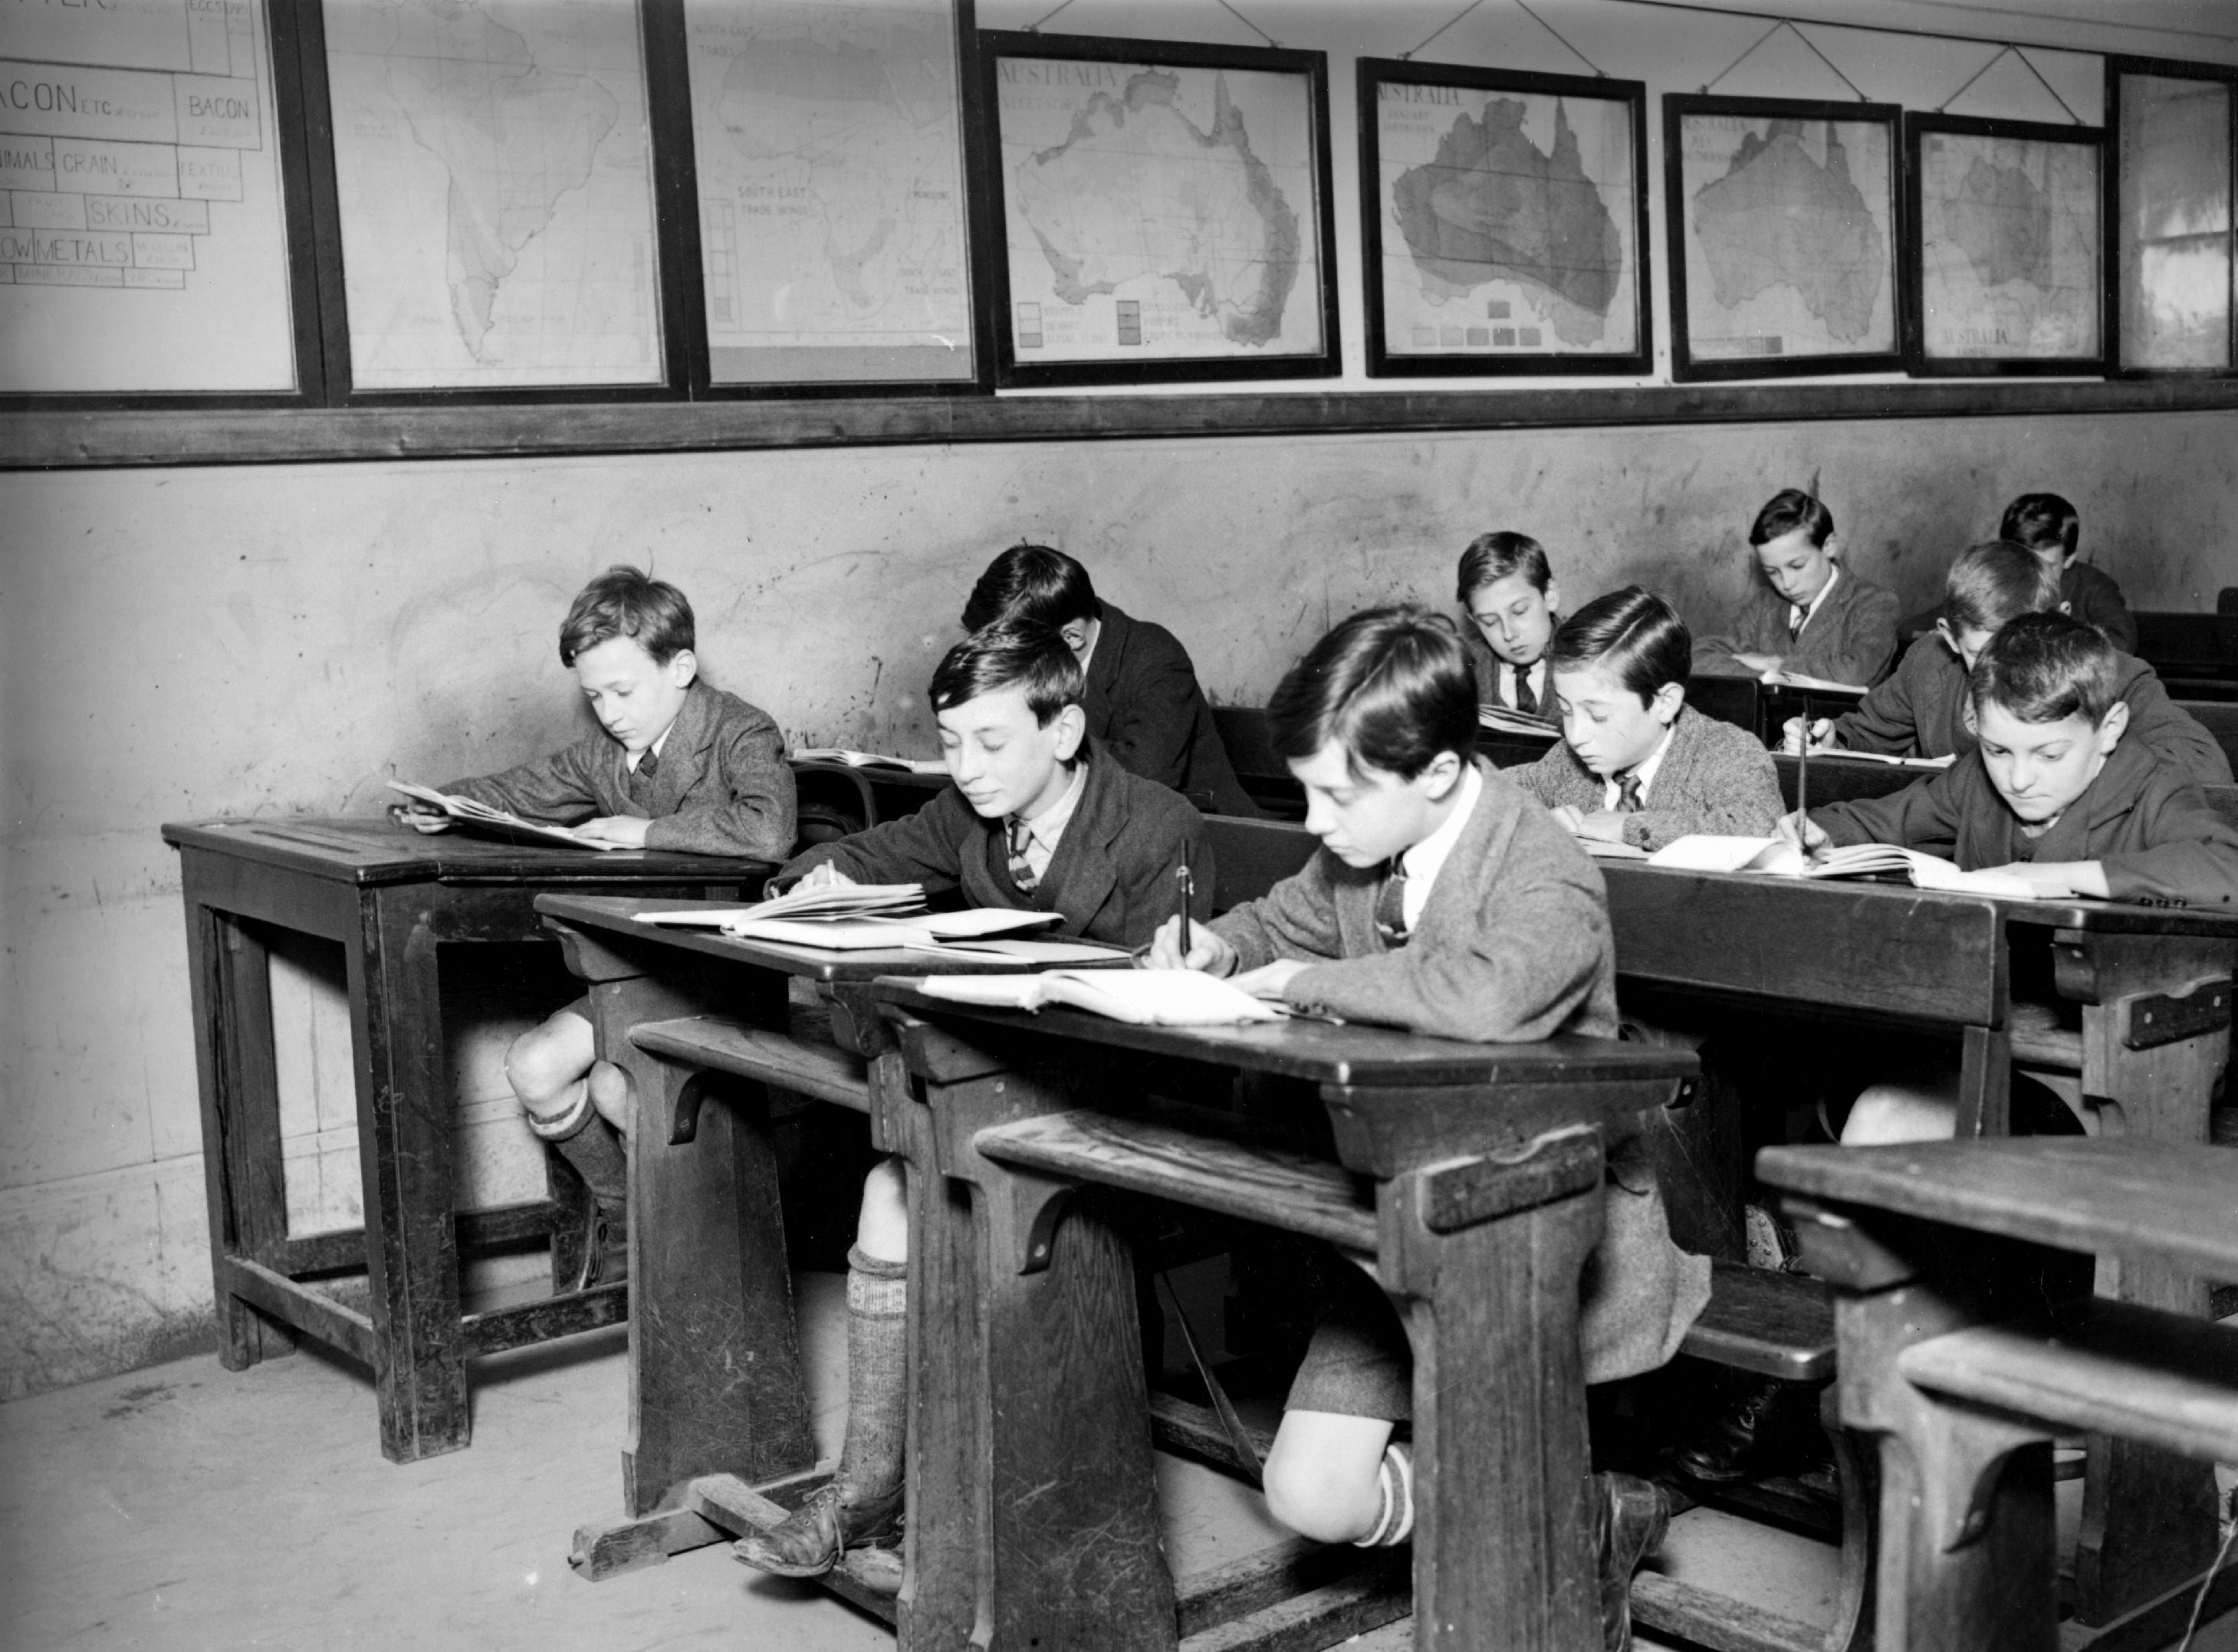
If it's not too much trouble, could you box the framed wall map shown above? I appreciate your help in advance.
[1903,113,2105,376]
[970,31,1339,388]
[1662,96,1902,381]
[2105,55,2236,376]
[1358,60,1649,377]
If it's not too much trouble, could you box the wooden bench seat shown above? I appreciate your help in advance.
[1681,1260,1835,1381]
[629,1014,870,1116]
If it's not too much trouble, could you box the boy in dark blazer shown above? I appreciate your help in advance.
[394,567,795,1284]
[1144,607,1704,1652]
[1694,488,1898,688]
[964,543,1261,815]
[734,622,1211,1588]
[1517,587,1784,852]
[1810,540,2228,783]
[2003,491,2138,655]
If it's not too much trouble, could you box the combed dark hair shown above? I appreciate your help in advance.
[1546,586,1691,705]
[559,566,695,666]
[1944,540,2062,635]
[960,544,1101,632]
[1970,610,2123,727]
[1267,606,1478,780]
[1455,531,1552,603]
[928,622,1084,727]
[1999,493,2082,560]
[1749,488,1835,549]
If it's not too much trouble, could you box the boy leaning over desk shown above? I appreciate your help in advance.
[1145,605,1708,1652]
[732,619,1211,1587]
[392,566,796,1287]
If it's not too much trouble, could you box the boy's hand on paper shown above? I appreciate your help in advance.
[1231,958,1310,1000]
[1547,803,1586,833]
[1569,810,1630,843]
[784,861,856,895]
[1775,809,1832,863]
[576,816,652,848]
[389,803,451,834]
[1141,915,1237,975]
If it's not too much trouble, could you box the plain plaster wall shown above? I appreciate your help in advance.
[4,407,2236,1397]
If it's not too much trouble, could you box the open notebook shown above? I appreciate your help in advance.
[636,899,1075,952]
[916,970,1286,1026]
[794,748,949,776]
[389,780,622,852]
[1812,749,1957,770]
[1643,834,2045,898]
[1763,670,1867,692]
[1477,705,1559,737]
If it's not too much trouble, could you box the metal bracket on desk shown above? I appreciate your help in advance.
[2123,978,2233,1051]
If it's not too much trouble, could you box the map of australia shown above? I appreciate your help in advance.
[1916,130,2098,360]
[386,5,616,361]
[1946,156,2052,288]
[1389,97,1619,346]
[1691,120,1884,345]
[1008,68,1301,350]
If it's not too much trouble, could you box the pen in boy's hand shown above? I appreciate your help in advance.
[1176,863,1193,957]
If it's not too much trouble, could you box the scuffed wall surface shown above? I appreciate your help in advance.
[2,408,2233,1396]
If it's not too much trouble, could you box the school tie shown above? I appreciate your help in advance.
[1788,603,1806,639]
[1615,773,1645,813]
[1005,817,1039,895]
[636,748,660,780]
[1510,663,1537,716]
[1372,859,1410,949]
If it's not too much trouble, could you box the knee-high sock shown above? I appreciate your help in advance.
[527,1087,628,1217]
[838,1244,908,1504]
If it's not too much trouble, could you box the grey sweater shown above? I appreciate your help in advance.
[1511,706,1786,851]
[1694,564,1900,688]
[1211,760,1711,1384]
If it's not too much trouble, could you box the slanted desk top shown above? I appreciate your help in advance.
[163,816,777,888]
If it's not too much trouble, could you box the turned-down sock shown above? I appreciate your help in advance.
[837,1245,909,1505]
[1354,1441,1415,1548]
[527,1089,629,1217]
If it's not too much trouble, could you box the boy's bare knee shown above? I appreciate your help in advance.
[1842,1084,1957,1146]
[1261,1417,1387,1545]
[505,1013,595,1114]
[586,1060,632,1133]
[855,1158,909,1263]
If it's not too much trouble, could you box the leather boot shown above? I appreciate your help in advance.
[732,1481,904,1581]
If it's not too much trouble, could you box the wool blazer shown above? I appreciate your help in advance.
[1212,760,1712,1383]
[1834,634,2230,784]
[445,678,796,859]
[1086,603,1260,817]
[1813,737,2238,907]
[779,743,1212,948]
[2062,560,2138,655]
[1512,705,1785,851]
[1694,565,1900,688]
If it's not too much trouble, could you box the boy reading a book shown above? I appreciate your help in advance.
[1790,540,2227,782]
[393,567,794,1286]
[1781,612,2238,1144]
[732,621,1211,1586]
[1142,606,1707,1652]
[962,543,1259,816]
[1514,587,1783,852]
[1693,488,1898,688]
[1457,530,1560,718]
[2003,491,2137,655]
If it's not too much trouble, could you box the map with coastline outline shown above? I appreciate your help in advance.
[1917,129,2099,360]
[1674,111,1894,364]
[1373,82,1638,359]
[685,0,973,383]
[323,0,663,388]
[995,55,1321,363]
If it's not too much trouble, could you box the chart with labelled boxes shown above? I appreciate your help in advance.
[0,0,296,392]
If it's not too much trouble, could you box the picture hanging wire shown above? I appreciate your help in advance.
[1402,0,1607,77]
[1936,43,2086,123]
[1698,18,1871,101]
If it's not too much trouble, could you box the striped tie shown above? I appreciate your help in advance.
[1372,859,1410,949]
[1005,817,1039,895]
[1615,773,1645,813]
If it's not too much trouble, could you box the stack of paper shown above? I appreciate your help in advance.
[915,970,1286,1026]
[1643,834,2043,897]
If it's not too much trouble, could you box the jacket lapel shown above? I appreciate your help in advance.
[1040,747,1122,933]
[646,681,715,814]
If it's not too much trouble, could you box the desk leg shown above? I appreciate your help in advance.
[2055,933,2233,1624]
[353,895,469,1463]
[182,896,297,1368]
[1382,1132,1605,1652]
[603,970,815,1518]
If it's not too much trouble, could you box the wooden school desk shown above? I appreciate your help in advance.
[160,817,774,1463]
[864,979,1698,1652]
[531,892,1131,1595]
[1600,862,2237,1635]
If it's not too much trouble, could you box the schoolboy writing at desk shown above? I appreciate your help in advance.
[1780,611,2238,1145]
[393,566,795,1286]
[732,621,1211,1585]
[1143,607,1707,1652]
[1694,488,1898,688]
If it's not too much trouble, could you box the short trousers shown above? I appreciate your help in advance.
[1283,1253,1411,1423]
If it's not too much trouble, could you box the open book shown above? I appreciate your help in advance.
[1578,838,1650,860]
[1477,704,1559,737]
[1763,670,1867,693]
[1812,749,1957,770]
[916,969,1286,1026]
[389,780,623,852]
[636,900,1075,953]
[794,748,949,776]
[1644,834,2043,897]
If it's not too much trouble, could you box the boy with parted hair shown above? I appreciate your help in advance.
[1456,530,1561,717]
[962,543,1260,816]
[2002,491,2138,655]
[1796,540,2228,783]
[395,565,796,1286]
[732,621,1211,1585]
[1144,606,1706,1652]
[1694,488,1899,688]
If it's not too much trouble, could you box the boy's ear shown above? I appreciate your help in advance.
[1415,747,1464,800]
[667,649,699,686]
[1542,580,1562,616]
[1050,701,1087,761]
[1934,619,1960,656]
[2095,700,2131,754]
[1822,531,1844,563]
[1649,680,1686,724]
